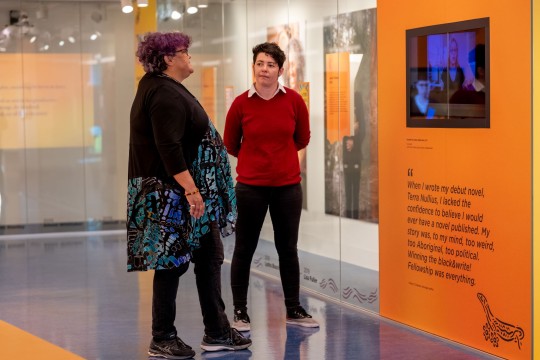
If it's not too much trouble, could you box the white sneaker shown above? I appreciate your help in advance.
[286,306,320,328]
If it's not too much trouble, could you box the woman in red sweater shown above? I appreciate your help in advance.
[224,42,318,331]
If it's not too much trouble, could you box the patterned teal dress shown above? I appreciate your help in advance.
[126,121,236,271]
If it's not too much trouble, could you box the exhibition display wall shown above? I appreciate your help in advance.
[220,0,380,312]
[379,0,532,358]
[2,0,538,357]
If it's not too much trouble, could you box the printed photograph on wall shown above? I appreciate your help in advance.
[267,23,309,209]
[323,8,378,222]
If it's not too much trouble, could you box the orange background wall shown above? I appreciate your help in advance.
[533,1,540,358]
[378,1,531,358]
[0,54,94,149]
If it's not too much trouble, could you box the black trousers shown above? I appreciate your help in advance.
[231,182,303,310]
[152,223,230,340]
[344,169,360,219]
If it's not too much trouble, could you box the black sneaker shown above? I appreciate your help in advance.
[148,336,195,359]
[286,306,320,328]
[232,308,251,332]
[200,328,252,351]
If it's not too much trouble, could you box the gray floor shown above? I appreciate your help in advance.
[0,233,501,359]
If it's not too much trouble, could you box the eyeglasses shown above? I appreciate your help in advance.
[175,49,189,56]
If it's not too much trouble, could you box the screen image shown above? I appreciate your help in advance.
[406,18,489,128]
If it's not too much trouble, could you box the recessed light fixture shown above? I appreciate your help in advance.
[121,0,133,13]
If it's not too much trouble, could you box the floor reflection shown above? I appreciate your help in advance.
[0,234,499,360]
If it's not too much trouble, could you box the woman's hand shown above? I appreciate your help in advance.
[173,170,206,219]
[186,189,205,219]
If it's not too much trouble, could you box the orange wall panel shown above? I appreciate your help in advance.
[378,1,531,358]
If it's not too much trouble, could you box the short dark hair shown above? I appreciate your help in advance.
[469,44,485,78]
[136,31,191,74]
[252,42,286,69]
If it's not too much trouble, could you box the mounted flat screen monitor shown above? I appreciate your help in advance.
[406,18,490,128]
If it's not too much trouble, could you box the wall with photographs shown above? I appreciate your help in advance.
[219,0,380,312]
[379,0,531,358]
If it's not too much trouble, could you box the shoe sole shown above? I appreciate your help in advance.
[286,319,320,328]
[232,323,251,332]
[148,350,195,359]
[200,343,252,352]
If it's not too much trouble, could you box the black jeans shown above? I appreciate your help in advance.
[152,223,230,340]
[231,182,303,310]
[344,169,360,219]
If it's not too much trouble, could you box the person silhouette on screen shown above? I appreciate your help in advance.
[441,37,465,99]
[410,71,435,118]
[450,44,485,104]
[342,120,362,219]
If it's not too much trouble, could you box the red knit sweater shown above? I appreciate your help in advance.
[224,87,310,186]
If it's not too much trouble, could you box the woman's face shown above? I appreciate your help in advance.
[415,80,430,99]
[253,52,283,87]
[169,47,194,80]
[449,40,458,67]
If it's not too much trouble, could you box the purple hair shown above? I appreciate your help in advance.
[136,32,191,74]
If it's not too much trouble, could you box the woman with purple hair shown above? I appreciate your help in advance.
[127,31,251,359]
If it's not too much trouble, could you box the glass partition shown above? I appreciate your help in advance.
[0,0,380,314]
[0,1,133,231]
[159,0,380,312]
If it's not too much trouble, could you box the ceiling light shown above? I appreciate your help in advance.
[29,35,37,43]
[198,0,208,8]
[171,11,182,20]
[186,6,198,14]
[137,0,148,7]
[121,0,133,14]
[68,36,76,43]
[59,40,65,46]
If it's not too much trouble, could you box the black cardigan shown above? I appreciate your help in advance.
[128,72,209,183]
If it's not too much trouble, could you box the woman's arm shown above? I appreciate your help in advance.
[223,99,243,157]
[293,94,310,150]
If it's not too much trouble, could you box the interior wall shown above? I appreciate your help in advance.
[533,0,539,356]
[0,1,133,228]
[218,0,379,311]
[378,0,532,358]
